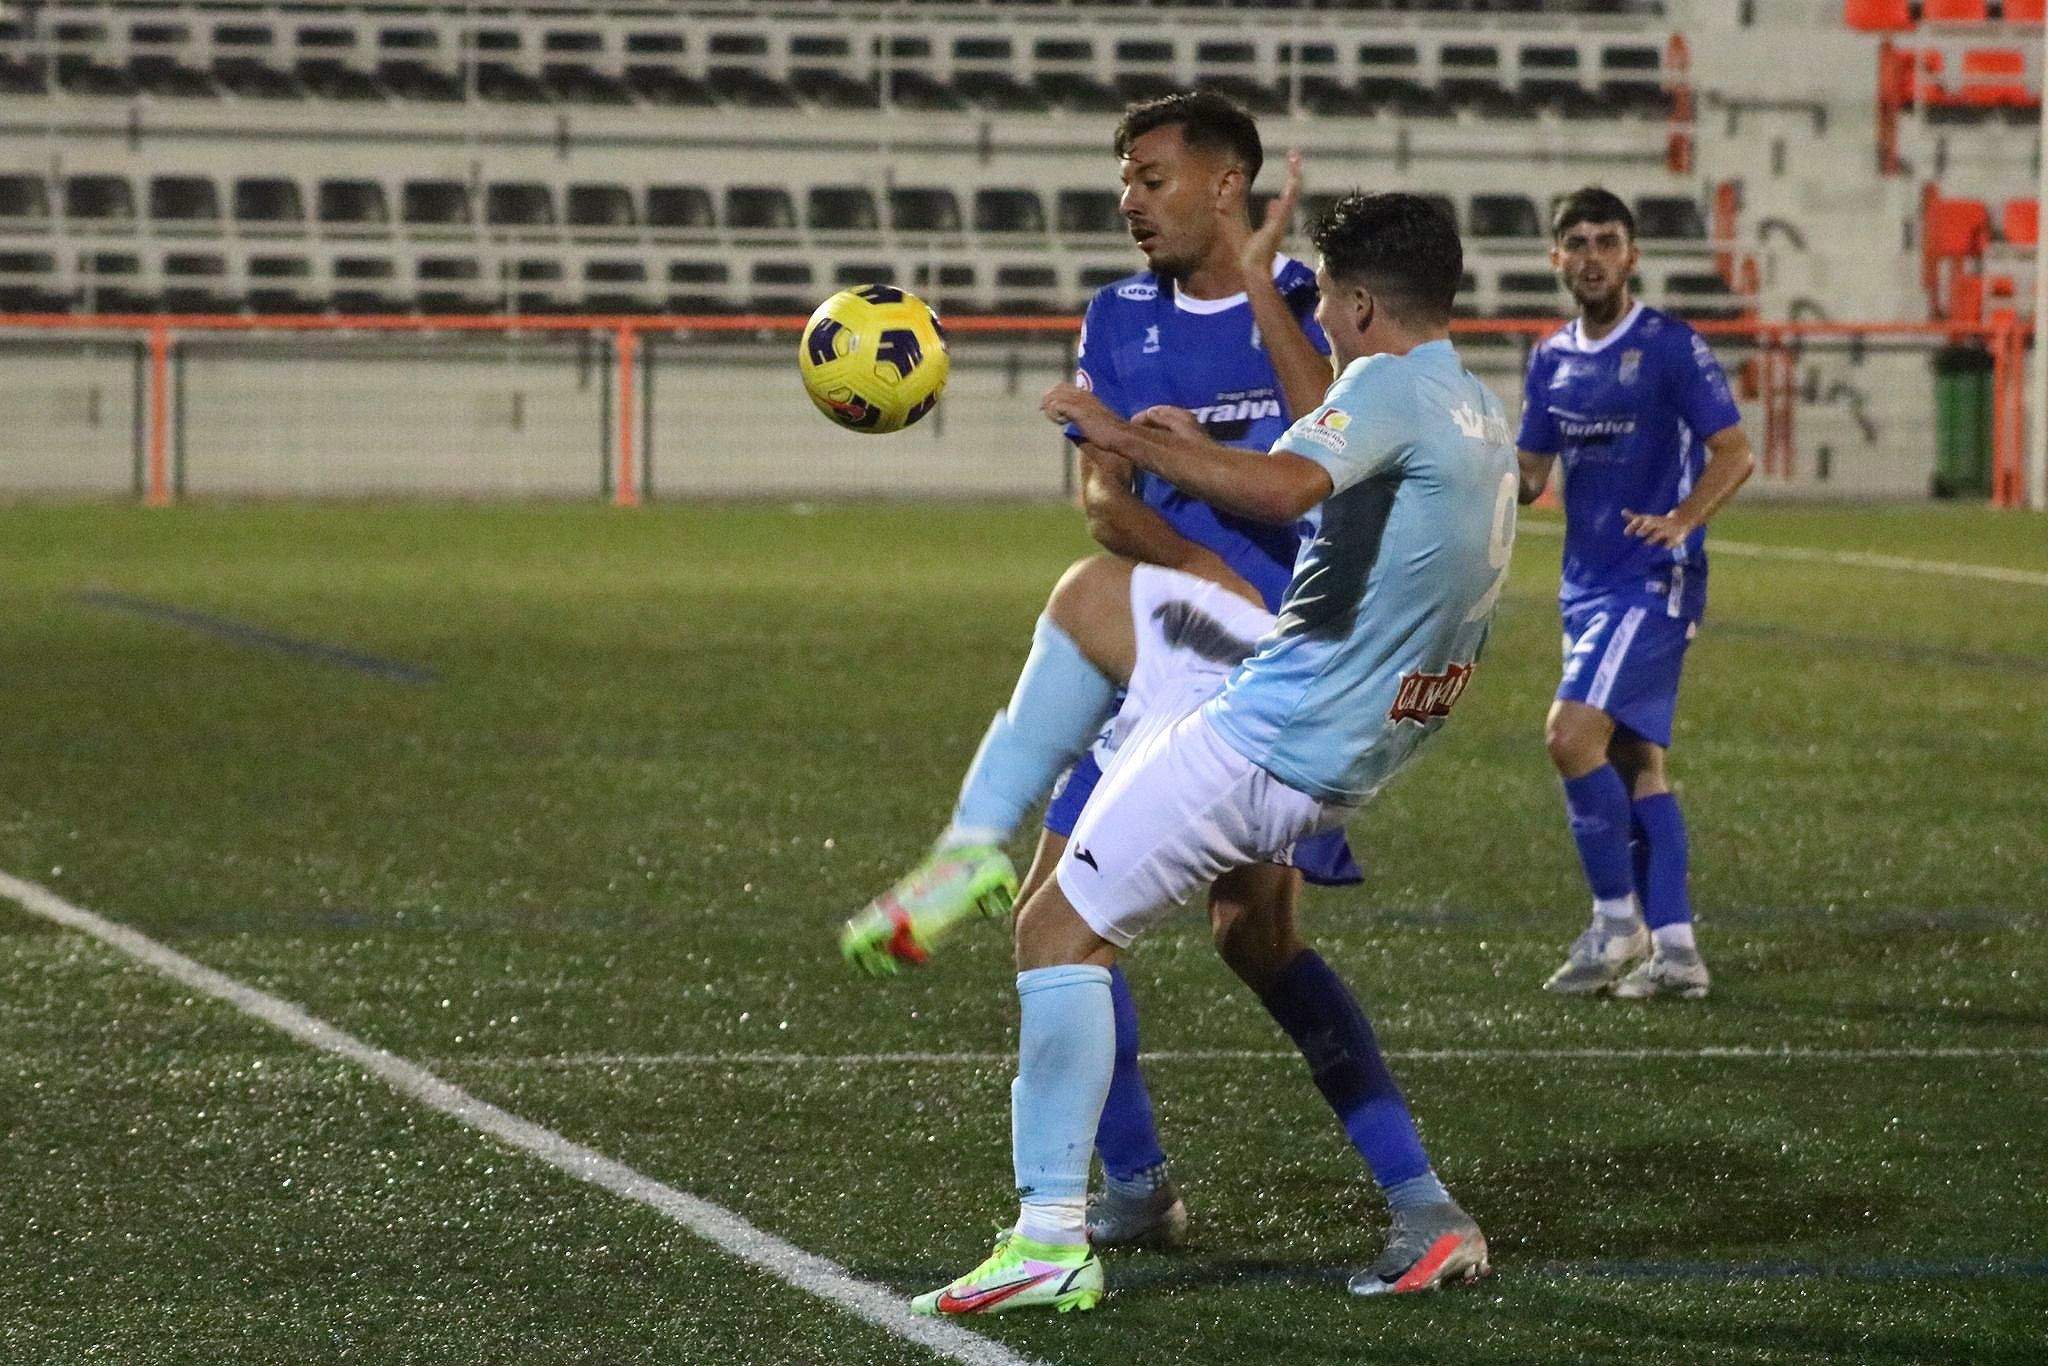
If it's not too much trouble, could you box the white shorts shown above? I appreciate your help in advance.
[1054,567,1351,948]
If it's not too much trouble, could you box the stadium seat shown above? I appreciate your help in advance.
[889,187,963,235]
[318,180,390,231]
[161,251,236,313]
[1057,189,1125,238]
[486,183,557,229]
[1468,194,1542,239]
[0,174,50,224]
[130,56,219,98]
[809,187,881,236]
[64,175,137,224]
[1636,195,1708,239]
[297,60,385,102]
[378,60,463,103]
[791,69,881,111]
[1444,76,1539,119]
[546,64,636,106]
[1921,0,1989,20]
[417,256,493,314]
[476,63,549,105]
[1844,0,1914,30]
[331,255,400,314]
[726,186,797,233]
[506,257,569,314]
[1198,73,1286,115]
[1360,77,1455,118]
[234,178,306,231]
[1496,269,1566,316]
[627,66,718,108]
[2003,199,2039,246]
[707,67,799,109]
[1300,76,1378,117]
[1662,272,1746,321]
[1600,79,1674,118]
[583,258,655,312]
[57,55,140,98]
[1033,71,1124,113]
[1114,72,1182,106]
[954,70,1049,113]
[974,189,1048,236]
[403,181,473,228]
[888,70,968,112]
[213,58,305,101]
[750,259,815,313]
[668,259,735,313]
[247,253,319,313]
[647,185,717,233]
[0,58,48,96]
[993,263,1062,313]
[566,184,638,232]
[832,262,896,289]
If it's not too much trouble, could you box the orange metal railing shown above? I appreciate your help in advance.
[0,311,2034,507]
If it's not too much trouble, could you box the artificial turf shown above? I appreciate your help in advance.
[1,500,2043,1364]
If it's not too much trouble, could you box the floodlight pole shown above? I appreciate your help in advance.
[2032,16,2047,510]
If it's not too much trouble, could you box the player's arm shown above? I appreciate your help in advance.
[1516,449,1557,505]
[1046,385,1331,524]
[1621,425,1754,548]
[1234,151,1333,421]
[1075,443,1241,582]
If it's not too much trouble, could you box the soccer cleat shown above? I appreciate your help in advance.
[1085,1176,1190,1249]
[1347,1202,1490,1297]
[911,1229,1104,1317]
[1611,944,1712,1000]
[839,844,1018,976]
[1541,918,1650,995]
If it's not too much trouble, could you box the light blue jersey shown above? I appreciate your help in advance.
[1205,340,1518,805]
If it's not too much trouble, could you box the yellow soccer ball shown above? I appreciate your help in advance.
[798,285,950,434]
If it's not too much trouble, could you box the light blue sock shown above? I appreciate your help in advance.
[946,615,1117,847]
[1012,963,1115,1246]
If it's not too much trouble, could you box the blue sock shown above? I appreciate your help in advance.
[1093,966,1169,1185]
[1258,950,1434,1193]
[1631,793,1692,930]
[947,615,1117,845]
[1562,765,1636,904]
[1013,964,1115,1246]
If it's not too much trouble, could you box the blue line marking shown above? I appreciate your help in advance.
[80,590,439,686]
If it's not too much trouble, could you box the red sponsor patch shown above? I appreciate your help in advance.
[1387,662,1474,725]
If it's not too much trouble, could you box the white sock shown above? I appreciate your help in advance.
[937,825,1005,852]
[1015,1196,1088,1247]
[1594,895,1641,928]
[1652,922,1697,953]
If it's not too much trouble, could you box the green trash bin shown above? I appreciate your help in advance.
[1931,345,1995,499]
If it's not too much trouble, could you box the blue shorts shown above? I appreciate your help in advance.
[1046,749,1364,887]
[1557,599,1697,749]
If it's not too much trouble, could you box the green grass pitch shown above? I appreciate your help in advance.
[1,500,2043,1364]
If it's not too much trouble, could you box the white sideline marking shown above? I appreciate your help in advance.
[448,1045,2048,1071]
[1518,521,2048,589]
[0,872,1042,1366]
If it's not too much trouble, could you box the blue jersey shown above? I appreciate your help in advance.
[1517,304,1743,621]
[1073,258,1329,611]
[1207,341,1519,806]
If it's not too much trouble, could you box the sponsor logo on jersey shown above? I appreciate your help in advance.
[1142,324,1161,354]
[1315,407,1351,430]
[1553,412,1638,440]
[1388,662,1474,725]
[1116,281,1159,302]
[1188,395,1284,427]
[1450,402,1512,445]
[1074,368,1092,392]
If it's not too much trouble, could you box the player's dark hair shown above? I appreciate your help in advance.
[1308,192,1462,327]
[1113,91,1264,185]
[1551,186,1636,242]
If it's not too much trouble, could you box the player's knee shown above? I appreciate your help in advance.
[1044,555,1131,635]
[1544,708,1607,776]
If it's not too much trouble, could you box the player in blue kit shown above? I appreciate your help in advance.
[839,94,1383,1249]
[1517,187,1755,1000]
[910,192,1514,1315]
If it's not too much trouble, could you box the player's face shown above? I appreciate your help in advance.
[1551,220,1638,315]
[1312,260,1371,367]
[1119,126,1238,278]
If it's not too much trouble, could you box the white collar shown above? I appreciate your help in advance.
[1560,301,1645,355]
[1171,254,1296,315]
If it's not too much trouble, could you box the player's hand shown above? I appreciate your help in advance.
[1238,149,1303,281]
[1043,382,1115,438]
[1620,508,1698,549]
[1132,405,1201,441]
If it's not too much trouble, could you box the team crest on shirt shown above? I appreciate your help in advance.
[1388,662,1474,725]
[1074,368,1092,391]
[1142,325,1161,354]
[1619,349,1643,385]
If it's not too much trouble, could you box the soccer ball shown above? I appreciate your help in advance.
[798,285,950,434]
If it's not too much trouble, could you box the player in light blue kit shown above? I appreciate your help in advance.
[911,193,1516,1315]
[841,94,1387,1250]
[1517,187,1754,1001]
